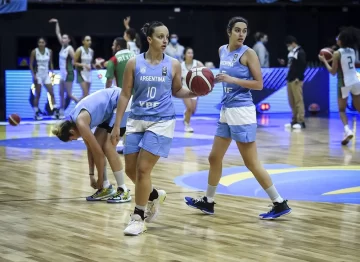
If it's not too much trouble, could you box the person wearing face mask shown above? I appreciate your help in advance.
[165,34,185,62]
[252,32,269,67]
[283,35,307,129]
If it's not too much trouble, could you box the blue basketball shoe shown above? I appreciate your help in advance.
[259,200,292,220]
[184,196,215,215]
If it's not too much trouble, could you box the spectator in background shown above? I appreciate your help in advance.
[123,16,141,55]
[253,32,269,67]
[165,34,185,62]
[282,35,307,129]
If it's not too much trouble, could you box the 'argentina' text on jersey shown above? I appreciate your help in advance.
[130,54,176,118]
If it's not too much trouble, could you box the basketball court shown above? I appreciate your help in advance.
[0,114,359,261]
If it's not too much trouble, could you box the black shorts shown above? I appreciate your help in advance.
[97,122,126,137]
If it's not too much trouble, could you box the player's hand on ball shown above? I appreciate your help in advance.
[215,73,233,84]
[318,55,326,63]
[110,128,121,146]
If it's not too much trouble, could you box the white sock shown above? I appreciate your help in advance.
[103,166,110,188]
[103,180,110,188]
[206,184,217,203]
[265,185,284,203]
[344,125,350,132]
[53,104,58,109]
[118,184,128,191]
[103,168,110,188]
[33,107,39,112]
[114,170,127,190]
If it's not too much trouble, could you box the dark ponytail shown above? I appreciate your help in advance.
[338,26,360,49]
[141,21,165,37]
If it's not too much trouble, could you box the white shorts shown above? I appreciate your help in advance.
[216,106,257,143]
[341,82,360,99]
[80,70,92,83]
[35,72,51,85]
[60,70,67,81]
[124,117,176,157]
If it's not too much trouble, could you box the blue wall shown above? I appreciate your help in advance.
[5,67,355,119]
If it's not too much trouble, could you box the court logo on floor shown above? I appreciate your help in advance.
[174,164,360,204]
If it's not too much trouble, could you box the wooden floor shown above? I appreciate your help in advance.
[0,114,360,262]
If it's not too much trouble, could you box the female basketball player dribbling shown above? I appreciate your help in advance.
[181,47,204,132]
[29,37,60,120]
[74,35,94,101]
[49,18,77,118]
[185,17,292,219]
[110,21,199,236]
[319,26,360,145]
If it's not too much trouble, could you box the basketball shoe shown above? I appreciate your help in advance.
[86,185,116,201]
[184,196,215,215]
[342,129,354,145]
[124,214,147,236]
[144,189,167,223]
[259,200,292,219]
[107,187,132,203]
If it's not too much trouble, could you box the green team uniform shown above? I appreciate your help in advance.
[105,49,135,87]
[59,45,74,82]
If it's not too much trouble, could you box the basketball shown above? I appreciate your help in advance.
[8,114,21,126]
[186,67,215,96]
[319,48,334,62]
[95,57,105,68]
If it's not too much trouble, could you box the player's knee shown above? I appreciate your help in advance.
[136,163,151,180]
[338,106,346,113]
[125,164,136,178]
[105,136,118,152]
[243,159,258,172]
[208,152,221,165]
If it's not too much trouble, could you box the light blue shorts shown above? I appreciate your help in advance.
[215,106,257,143]
[124,117,176,158]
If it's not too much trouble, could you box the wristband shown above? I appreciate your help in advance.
[89,173,94,176]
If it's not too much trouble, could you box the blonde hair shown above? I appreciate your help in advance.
[51,120,76,142]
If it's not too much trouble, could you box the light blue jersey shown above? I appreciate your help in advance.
[219,44,253,108]
[124,53,176,158]
[216,44,257,143]
[130,53,175,121]
[70,87,120,129]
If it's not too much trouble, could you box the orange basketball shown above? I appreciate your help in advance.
[320,48,334,62]
[8,114,21,126]
[186,67,215,96]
